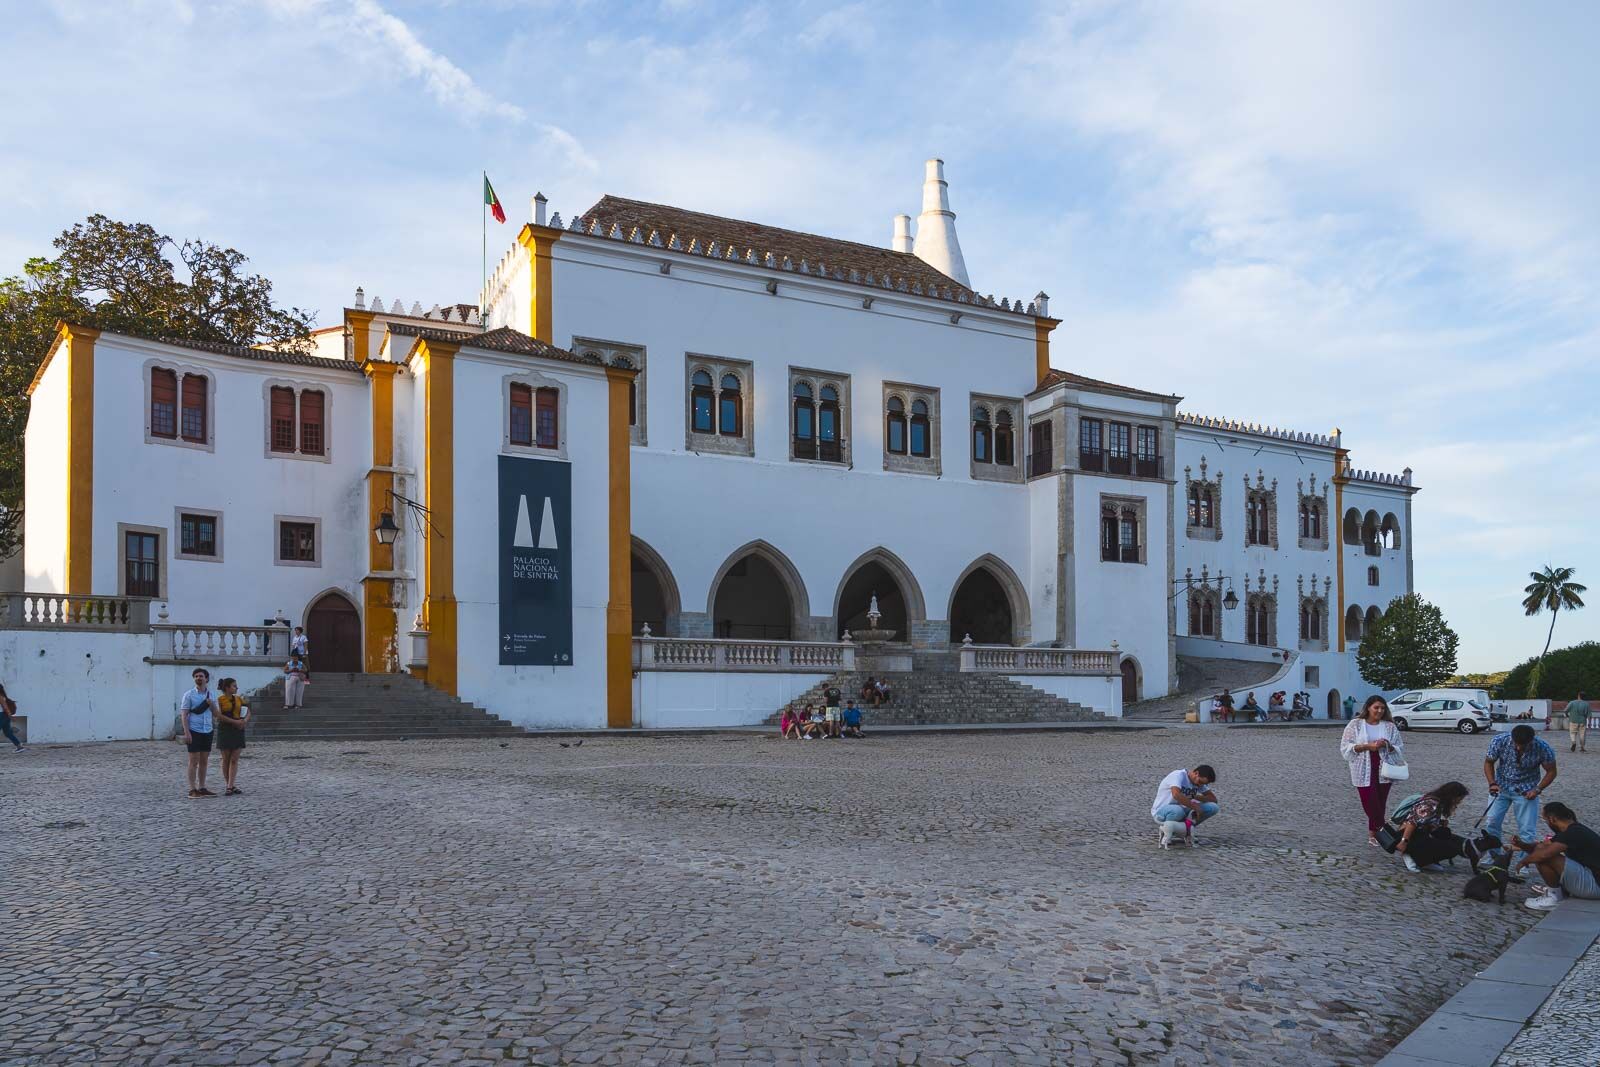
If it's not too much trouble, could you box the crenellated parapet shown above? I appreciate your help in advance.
[1179,412,1338,448]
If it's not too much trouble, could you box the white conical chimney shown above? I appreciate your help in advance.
[891,214,913,253]
[911,158,970,288]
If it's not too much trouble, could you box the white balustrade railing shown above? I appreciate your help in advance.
[0,592,150,631]
[152,624,291,664]
[635,637,855,673]
[959,644,1117,676]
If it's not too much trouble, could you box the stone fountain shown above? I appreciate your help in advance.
[847,593,912,672]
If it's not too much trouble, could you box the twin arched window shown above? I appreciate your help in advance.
[1101,503,1141,563]
[1299,499,1322,539]
[691,370,743,437]
[1246,595,1275,646]
[1188,588,1218,637]
[792,381,842,461]
[886,396,930,457]
[972,406,1016,466]
[1187,484,1215,529]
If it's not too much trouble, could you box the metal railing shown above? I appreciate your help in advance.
[1028,450,1053,477]
[1135,456,1161,478]
[635,636,856,673]
[1079,449,1104,472]
[958,644,1117,675]
[0,593,150,631]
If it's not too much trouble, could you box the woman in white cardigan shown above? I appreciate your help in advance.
[1339,695,1406,846]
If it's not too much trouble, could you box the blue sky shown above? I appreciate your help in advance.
[5,1,1596,671]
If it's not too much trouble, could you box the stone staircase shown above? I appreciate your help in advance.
[1121,654,1285,722]
[244,673,526,742]
[770,669,1108,727]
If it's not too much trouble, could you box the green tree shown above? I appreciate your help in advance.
[1502,641,1600,700]
[0,215,313,557]
[1521,566,1586,696]
[1356,593,1460,690]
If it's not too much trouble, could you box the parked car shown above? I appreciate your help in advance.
[1390,688,1492,733]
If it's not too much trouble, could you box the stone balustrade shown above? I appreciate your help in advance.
[151,623,291,665]
[959,644,1117,676]
[635,636,855,673]
[0,592,150,631]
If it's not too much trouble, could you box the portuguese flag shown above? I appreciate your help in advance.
[484,174,506,224]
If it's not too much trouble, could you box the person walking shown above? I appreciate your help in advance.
[1343,694,1356,721]
[0,684,24,752]
[180,668,219,798]
[1484,723,1557,872]
[283,655,309,709]
[1563,691,1591,753]
[215,677,251,795]
[1340,695,1405,847]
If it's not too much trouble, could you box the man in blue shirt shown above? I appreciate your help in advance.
[1484,724,1558,872]
[180,668,219,799]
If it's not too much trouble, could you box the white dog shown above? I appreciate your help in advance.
[1158,820,1186,850]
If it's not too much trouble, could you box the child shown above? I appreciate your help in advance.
[842,701,863,738]
[0,684,23,752]
[215,677,251,795]
[780,706,800,739]
[180,668,219,798]
[284,655,309,709]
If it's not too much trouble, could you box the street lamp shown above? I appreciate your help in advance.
[1171,573,1239,609]
[371,490,438,544]
[374,510,401,546]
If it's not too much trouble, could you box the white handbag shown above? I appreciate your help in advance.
[1379,758,1410,782]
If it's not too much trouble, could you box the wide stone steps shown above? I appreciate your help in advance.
[774,670,1108,727]
[245,673,525,741]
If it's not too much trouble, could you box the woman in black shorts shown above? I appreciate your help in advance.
[215,677,251,796]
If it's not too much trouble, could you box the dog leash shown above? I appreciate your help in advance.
[1472,795,1497,830]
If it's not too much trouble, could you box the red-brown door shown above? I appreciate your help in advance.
[1120,660,1139,703]
[306,592,362,673]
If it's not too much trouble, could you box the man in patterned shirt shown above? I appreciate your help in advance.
[1483,724,1558,873]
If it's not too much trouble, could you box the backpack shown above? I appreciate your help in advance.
[1390,793,1424,824]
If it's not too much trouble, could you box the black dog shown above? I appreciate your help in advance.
[1462,830,1503,873]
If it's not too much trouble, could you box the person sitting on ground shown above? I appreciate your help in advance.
[780,706,800,740]
[1240,692,1265,722]
[1214,689,1235,723]
[1393,782,1475,873]
[861,677,880,706]
[1151,765,1220,848]
[1518,802,1600,910]
[842,701,864,738]
[803,705,826,740]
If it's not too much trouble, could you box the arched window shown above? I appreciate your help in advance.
[1362,510,1381,556]
[691,370,715,434]
[886,396,907,454]
[1101,503,1141,563]
[1365,605,1382,633]
[1367,565,1379,586]
[1187,484,1216,530]
[611,354,637,427]
[1346,604,1364,640]
[1245,491,1273,546]
[994,410,1014,466]
[1188,586,1218,637]
[1343,507,1362,545]
[1246,595,1275,646]
[792,381,815,459]
[1381,513,1402,550]
[818,384,840,462]
[718,374,742,437]
[972,405,992,464]
[910,399,930,457]
[1308,501,1322,539]
[1300,600,1323,641]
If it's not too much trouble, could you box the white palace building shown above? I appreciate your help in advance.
[15,161,1416,740]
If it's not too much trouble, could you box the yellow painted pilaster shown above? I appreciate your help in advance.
[1333,444,1350,652]
[63,324,100,595]
[348,309,376,363]
[361,360,401,672]
[515,224,564,343]
[1034,317,1059,388]
[605,365,635,729]
[419,339,459,694]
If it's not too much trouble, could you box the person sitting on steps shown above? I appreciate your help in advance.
[861,676,881,707]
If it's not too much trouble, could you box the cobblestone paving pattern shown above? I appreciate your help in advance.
[6,728,1594,1066]
[1496,933,1600,1066]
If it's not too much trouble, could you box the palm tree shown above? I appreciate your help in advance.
[1522,565,1586,674]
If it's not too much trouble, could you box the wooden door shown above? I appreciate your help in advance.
[306,592,362,673]
[1120,660,1138,703]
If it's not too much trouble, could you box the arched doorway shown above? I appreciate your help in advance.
[834,549,924,641]
[708,542,806,640]
[305,590,362,673]
[950,567,1014,644]
[631,537,681,636]
[1120,659,1140,703]
[1327,688,1342,720]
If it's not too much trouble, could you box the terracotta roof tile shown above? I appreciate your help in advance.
[1034,369,1179,402]
[387,324,624,370]
[577,194,987,303]
[139,334,366,374]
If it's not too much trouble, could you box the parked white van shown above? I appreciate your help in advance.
[1390,689,1493,733]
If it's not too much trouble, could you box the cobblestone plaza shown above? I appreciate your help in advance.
[6,727,1596,1066]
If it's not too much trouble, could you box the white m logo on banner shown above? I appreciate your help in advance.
[513,494,560,550]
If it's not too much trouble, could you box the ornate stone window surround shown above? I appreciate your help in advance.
[501,370,569,460]
[1245,571,1279,646]
[261,377,334,464]
[1297,474,1330,551]
[788,366,851,466]
[1099,494,1147,565]
[1243,470,1279,549]
[969,392,1023,484]
[685,354,755,458]
[1297,574,1331,652]
[1184,456,1222,542]
[574,336,646,446]
[882,381,940,476]
[142,358,216,453]
[1184,567,1222,638]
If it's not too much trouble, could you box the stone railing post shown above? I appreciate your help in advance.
[127,598,152,632]
[958,634,976,673]
[268,626,291,660]
[151,625,176,659]
[841,643,856,671]
[1,592,25,627]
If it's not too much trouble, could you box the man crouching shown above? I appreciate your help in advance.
[1152,765,1220,849]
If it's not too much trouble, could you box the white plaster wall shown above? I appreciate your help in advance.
[150,662,285,737]
[1341,481,1414,618]
[448,353,612,729]
[80,335,371,630]
[0,629,152,741]
[1008,673,1120,718]
[636,671,831,728]
[23,348,70,591]
[1069,473,1173,696]
[549,239,1040,644]
[1026,476,1060,645]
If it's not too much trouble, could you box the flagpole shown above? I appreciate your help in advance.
[481,171,487,331]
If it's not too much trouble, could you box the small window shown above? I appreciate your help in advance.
[719,374,742,437]
[299,390,325,456]
[180,513,217,558]
[180,373,207,443]
[125,530,161,596]
[1108,422,1131,473]
[279,521,317,563]
[509,383,533,446]
[792,381,815,459]
[1079,417,1103,471]
[1029,419,1053,477]
[994,410,1014,466]
[1134,426,1159,477]
[535,387,559,448]
[910,399,930,457]
[691,371,715,434]
[150,368,178,438]
[1367,565,1379,586]
[818,384,840,461]
[972,405,992,464]
[886,397,907,454]
[270,386,296,452]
